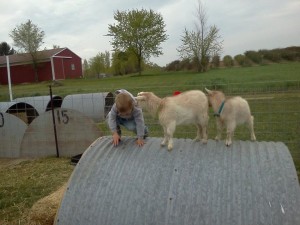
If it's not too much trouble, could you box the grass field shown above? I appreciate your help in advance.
[1,62,300,100]
[0,62,299,224]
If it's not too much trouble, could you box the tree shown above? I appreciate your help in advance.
[234,54,245,66]
[89,51,111,77]
[211,55,220,68]
[0,42,16,56]
[9,20,45,81]
[111,50,137,75]
[177,0,223,72]
[223,55,234,67]
[244,50,262,64]
[108,9,168,75]
[83,59,91,78]
[89,53,105,78]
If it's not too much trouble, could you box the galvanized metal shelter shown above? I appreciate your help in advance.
[14,95,62,115]
[0,101,39,124]
[20,108,102,158]
[56,137,300,225]
[0,112,27,157]
[61,92,114,122]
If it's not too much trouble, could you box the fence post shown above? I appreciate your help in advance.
[49,85,60,158]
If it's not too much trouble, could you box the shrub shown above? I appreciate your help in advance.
[223,55,234,67]
[234,54,246,66]
[260,49,281,62]
[244,51,263,64]
[165,60,181,71]
[211,55,220,68]
[281,50,297,61]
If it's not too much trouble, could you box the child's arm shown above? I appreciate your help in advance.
[136,138,144,147]
[133,107,146,146]
[112,132,121,146]
[108,105,121,146]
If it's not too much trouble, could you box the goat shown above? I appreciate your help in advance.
[205,88,256,146]
[136,90,209,151]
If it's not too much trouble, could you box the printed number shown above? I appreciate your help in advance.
[56,110,69,124]
[0,113,4,127]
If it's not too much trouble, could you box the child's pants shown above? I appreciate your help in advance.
[116,116,148,137]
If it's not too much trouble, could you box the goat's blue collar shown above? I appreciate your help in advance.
[214,101,225,117]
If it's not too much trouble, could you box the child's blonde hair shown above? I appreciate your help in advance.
[115,93,133,113]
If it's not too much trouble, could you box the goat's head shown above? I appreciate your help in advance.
[135,92,154,102]
[204,88,212,95]
[205,88,225,106]
[135,91,161,113]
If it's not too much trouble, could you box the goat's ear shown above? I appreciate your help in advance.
[135,96,146,101]
[205,88,212,95]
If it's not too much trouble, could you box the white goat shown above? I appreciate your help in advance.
[205,88,256,146]
[136,90,209,151]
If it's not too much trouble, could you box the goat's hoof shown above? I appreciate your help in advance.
[201,139,208,144]
[225,142,232,147]
[193,138,200,142]
[161,142,166,146]
[167,145,173,151]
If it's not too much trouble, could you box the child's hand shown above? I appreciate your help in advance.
[112,132,121,146]
[136,138,144,147]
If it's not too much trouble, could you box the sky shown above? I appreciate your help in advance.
[1,0,299,66]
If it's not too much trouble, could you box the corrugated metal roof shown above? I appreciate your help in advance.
[0,48,66,65]
[56,137,300,225]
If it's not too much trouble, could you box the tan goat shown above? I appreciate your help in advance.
[205,88,256,146]
[136,90,209,151]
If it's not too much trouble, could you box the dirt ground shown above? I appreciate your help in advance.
[0,158,32,169]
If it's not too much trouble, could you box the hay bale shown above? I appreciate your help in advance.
[28,183,67,225]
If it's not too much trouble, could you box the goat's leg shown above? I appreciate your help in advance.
[167,121,176,151]
[215,119,223,141]
[194,124,202,141]
[225,122,236,147]
[248,115,256,141]
[201,123,208,144]
[161,126,168,146]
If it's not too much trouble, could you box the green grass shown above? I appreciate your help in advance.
[1,62,300,100]
[0,158,74,224]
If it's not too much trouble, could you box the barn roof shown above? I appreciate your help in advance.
[0,48,72,66]
[56,136,300,225]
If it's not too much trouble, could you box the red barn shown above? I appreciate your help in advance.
[0,48,82,85]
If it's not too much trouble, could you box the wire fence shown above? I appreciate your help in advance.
[0,80,299,174]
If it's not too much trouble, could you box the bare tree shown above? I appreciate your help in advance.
[177,0,223,72]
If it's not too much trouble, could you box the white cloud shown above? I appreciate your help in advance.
[1,0,299,66]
